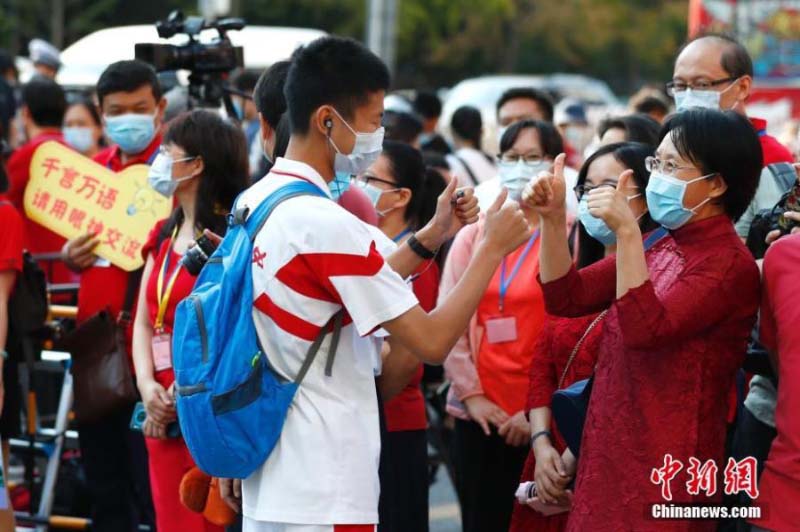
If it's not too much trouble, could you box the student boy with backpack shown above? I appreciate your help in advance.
[203,37,531,532]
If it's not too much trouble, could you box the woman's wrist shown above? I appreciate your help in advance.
[414,223,446,252]
[615,220,642,242]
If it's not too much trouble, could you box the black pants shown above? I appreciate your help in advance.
[77,403,155,532]
[452,418,528,532]
[378,429,429,532]
[718,407,777,532]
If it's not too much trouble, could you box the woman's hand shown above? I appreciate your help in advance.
[497,411,531,447]
[429,178,481,243]
[522,153,567,220]
[143,417,167,439]
[585,170,639,235]
[139,379,176,425]
[765,211,800,245]
[463,395,510,436]
[533,438,571,505]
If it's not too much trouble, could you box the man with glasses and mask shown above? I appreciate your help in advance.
[669,33,794,239]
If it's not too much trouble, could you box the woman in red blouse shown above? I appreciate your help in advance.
[526,109,762,531]
[132,110,249,532]
[355,140,446,532]
[510,142,658,532]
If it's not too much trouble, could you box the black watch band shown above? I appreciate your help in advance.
[530,430,552,448]
[408,234,437,260]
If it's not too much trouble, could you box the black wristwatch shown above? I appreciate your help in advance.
[408,234,437,260]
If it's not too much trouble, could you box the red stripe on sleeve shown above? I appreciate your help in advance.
[253,293,323,342]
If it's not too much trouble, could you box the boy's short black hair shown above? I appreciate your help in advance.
[22,78,66,128]
[253,61,291,129]
[96,60,162,107]
[660,109,762,222]
[285,36,390,134]
[232,70,260,92]
[496,87,554,123]
[383,111,423,145]
[413,90,442,119]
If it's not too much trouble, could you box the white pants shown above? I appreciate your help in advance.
[243,520,377,532]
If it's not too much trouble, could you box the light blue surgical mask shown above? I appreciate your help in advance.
[147,152,197,198]
[104,112,157,155]
[498,159,548,202]
[355,180,400,217]
[63,126,95,154]
[578,193,643,245]
[645,171,713,230]
[329,172,352,201]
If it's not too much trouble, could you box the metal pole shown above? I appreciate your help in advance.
[51,0,64,48]
[365,0,398,75]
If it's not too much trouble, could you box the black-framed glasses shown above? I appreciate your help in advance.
[354,174,398,188]
[665,77,737,97]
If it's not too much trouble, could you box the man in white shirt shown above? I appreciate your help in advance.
[223,36,532,532]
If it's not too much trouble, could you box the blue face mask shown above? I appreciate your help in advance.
[147,152,197,198]
[329,172,352,200]
[104,112,157,155]
[578,193,643,245]
[645,171,712,230]
[63,126,95,154]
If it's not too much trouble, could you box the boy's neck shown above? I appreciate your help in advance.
[284,135,335,183]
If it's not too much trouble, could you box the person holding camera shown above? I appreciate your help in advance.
[132,109,248,532]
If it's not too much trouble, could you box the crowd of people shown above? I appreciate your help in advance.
[0,26,799,532]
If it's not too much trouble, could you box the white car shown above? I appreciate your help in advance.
[23,25,326,89]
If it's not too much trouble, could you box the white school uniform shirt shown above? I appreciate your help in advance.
[239,157,419,525]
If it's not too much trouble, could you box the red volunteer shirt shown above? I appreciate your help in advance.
[0,200,25,274]
[751,117,794,166]
[76,135,162,324]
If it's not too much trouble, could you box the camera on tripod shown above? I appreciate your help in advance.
[135,10,246,109]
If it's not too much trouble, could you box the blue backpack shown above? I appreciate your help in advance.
[172,181,344,479]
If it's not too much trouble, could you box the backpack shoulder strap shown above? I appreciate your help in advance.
[454,154,479,186]
[295,311,344,384]
[767,162,797,193]
[239,181,327,243]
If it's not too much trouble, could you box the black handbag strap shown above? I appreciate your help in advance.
[118,268,143,323]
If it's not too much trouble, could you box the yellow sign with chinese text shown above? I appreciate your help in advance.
[24,141,171,271]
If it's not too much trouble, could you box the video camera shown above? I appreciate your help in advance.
[135,10,245,111]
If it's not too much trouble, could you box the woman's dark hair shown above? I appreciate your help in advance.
[161,110,249,237]
[450,106,483,150]
[382,140,446,231]
[659,109,762,222]
[574,142,659,268]
[598,113,660,147]
[499,119,564,158]
[68,98,102,127]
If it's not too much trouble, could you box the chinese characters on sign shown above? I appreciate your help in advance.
[24,141,171,271]
[651,454,759,501]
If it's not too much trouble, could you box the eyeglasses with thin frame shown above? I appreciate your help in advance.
[354,174,398,188]
[497,153,546,165]
[644,156,700,177]
[665,77,737,97]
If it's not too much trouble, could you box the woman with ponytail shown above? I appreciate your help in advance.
[446,105,496,186]
[354,140,446,532]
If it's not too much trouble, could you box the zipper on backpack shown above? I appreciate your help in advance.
[191,295,209,363]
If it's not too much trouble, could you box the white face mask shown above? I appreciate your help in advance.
[674,79,740,112]
[328,108,385,176]
[498,159,549,202]
[148,152,197,198]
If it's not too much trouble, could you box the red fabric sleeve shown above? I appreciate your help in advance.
[0,203,24,272]
[539,256,616,318]
[527,318,557,410]
[615,253,759,351]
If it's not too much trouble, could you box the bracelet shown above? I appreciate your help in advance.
[408,234,437,260]
[530,430,552,448]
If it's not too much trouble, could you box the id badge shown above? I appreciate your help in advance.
[152,333,173,371]
[485,316,518,344]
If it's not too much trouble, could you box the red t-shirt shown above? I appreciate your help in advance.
[76,136,162,325]
[6,130,74,285]
[142,219,197,389]
[751,234,800,531]
[383,261,439,432]
[0,200,25,274]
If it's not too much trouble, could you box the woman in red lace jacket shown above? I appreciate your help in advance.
[525,109,762,532]
[510,142,657,532]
